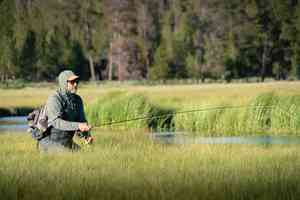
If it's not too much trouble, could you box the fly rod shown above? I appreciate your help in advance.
[92,105,277,129]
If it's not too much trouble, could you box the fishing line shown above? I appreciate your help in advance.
[92,105,277,129]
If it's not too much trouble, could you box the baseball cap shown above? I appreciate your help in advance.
[65,71,79,81]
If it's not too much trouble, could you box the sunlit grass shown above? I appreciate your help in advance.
[86,91,175,131]
[2,81,300,109]
[174,93,300,136]
[85,92,300,136]
[0,131,300,200]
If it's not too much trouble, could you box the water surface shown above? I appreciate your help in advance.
[151,132,300,145]
[1,117,300,146]
[0,116,27,133]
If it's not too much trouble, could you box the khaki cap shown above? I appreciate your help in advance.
[66,71,79,81]
[67,75,79,81]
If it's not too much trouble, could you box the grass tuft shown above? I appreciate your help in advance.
[86,92,175,131]
[86,92,300,136]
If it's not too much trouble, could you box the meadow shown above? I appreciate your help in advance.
[1,81,300,110]
[1,131,300,200]
[1,81,300,199]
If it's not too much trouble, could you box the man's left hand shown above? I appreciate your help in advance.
[84,136,94,145]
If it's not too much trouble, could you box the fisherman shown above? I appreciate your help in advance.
[39,70,93,152]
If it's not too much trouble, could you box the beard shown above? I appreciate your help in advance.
[70,87,77,94]
[67,86,77,94]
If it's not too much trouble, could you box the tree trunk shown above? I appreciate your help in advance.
[108,42,113,80]
[260,39,269,82]
[88,54,96,81]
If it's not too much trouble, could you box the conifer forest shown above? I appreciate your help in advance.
[1,0,300,82]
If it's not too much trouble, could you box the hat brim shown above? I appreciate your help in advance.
[67,75,79,81]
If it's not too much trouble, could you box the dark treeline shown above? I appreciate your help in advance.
[1,0,300,82]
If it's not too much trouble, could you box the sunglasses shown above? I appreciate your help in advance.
[67,79,79,84]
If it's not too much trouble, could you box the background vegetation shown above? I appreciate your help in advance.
[1,0,300,82]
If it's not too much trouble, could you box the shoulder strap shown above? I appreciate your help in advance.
[46,91,66,127]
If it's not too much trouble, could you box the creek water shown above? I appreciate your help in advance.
[0,116,28,133]
[151,132,300,145]
[1,116,300,145]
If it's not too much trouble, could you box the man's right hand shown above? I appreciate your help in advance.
[79,123,91,132]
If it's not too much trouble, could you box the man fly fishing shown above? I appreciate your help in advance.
[38,70,94,152]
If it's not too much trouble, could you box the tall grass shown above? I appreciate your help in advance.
[86,91,175,131]
[86,92,300,136]
[0,132,300,200]
[175,93,300,136]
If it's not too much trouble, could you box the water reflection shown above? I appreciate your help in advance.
[151,132,300,145]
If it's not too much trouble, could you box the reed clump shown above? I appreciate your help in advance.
[87,92,300,136]
[86,91,175,131]
[174,93,300,136]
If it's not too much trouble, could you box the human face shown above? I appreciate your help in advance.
[67,79,79,93]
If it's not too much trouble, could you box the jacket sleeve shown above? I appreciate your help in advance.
[46,93,80,131]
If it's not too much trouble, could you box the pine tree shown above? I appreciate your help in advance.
[0,0,17,81]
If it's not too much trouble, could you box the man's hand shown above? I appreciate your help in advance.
[84,136,94,145]
[79,123,92,132]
